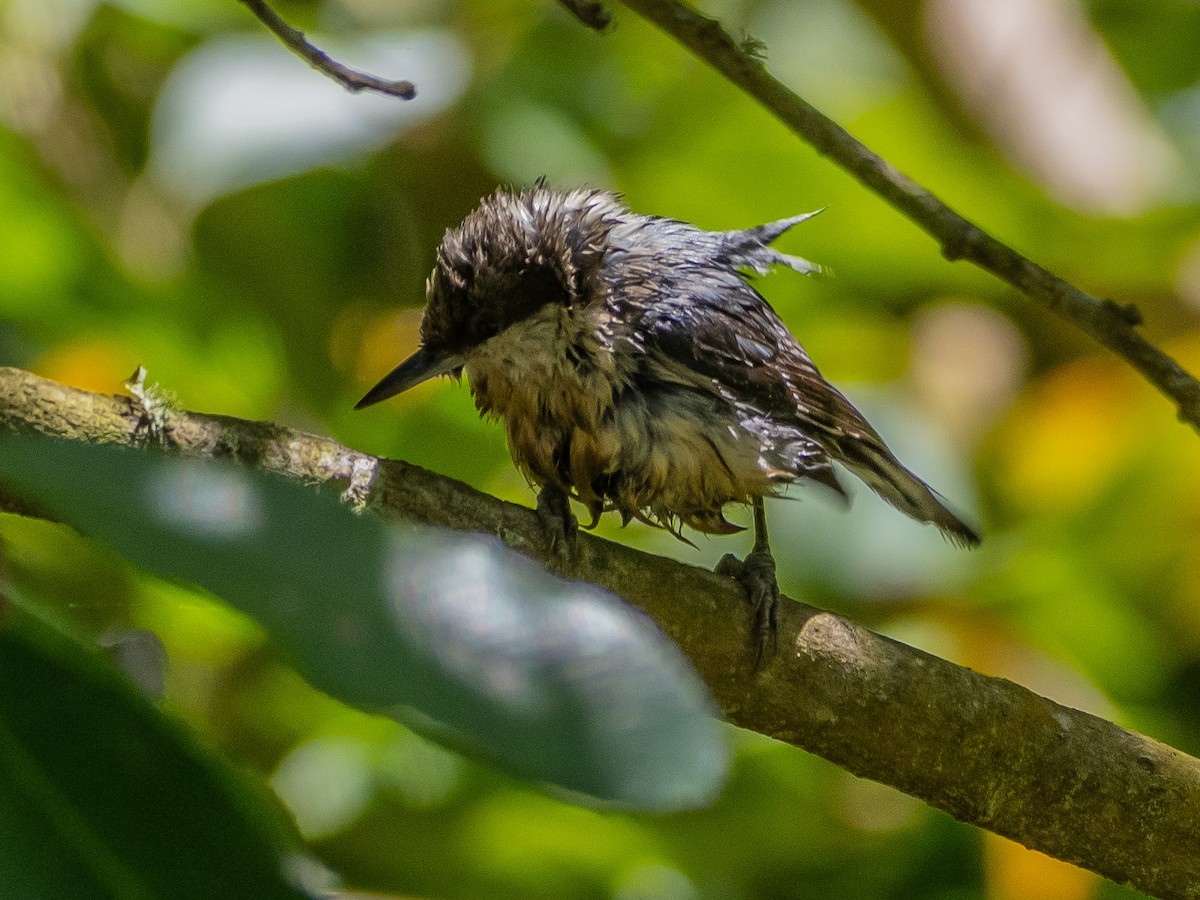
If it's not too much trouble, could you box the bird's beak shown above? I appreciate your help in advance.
[354,346,465,409]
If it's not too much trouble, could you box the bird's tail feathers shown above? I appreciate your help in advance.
[725,210,826,276]
[838,441,980,548]
[747,209,824,245]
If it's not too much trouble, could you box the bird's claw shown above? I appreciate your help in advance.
[536,485,578,559]
[717,550,779,668]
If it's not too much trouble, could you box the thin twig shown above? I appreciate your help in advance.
[612,0,1200,434]
[557,0,614,32]
[238,0,416,99]
[3,365,1200,898]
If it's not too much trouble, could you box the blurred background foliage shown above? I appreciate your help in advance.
[1,0,1199,896]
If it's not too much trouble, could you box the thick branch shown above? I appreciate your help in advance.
[2,367,1198,897]
[238,0,416,99]
[613,0,1200,434]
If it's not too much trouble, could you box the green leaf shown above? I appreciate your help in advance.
[0,606,311,900]
[0,434,727,810]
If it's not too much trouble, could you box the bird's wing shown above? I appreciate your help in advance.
[611,255,862,440]
[605,243,980,547]
[605,257,851,497]
[602,212,852,435]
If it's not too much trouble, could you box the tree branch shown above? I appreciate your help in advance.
[557,0,614,32]
[237,0,416,99]
[610,0,1200,435]
[2,365,1198,897]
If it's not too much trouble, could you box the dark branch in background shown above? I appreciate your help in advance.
[237,0,416,99]
[3,366,1200,899]
[557,0,614,32]
[609,0,1200,434]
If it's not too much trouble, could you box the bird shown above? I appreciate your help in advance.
[356,184,980,662]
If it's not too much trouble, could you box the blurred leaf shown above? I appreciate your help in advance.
[149,30,472,209]
[0,434,727,810]
[1087,0,1200,95]
[0,604,310,900]
[0,146,89,319]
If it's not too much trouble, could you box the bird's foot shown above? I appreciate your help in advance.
[536,484,578,559]
[717,549,779,668]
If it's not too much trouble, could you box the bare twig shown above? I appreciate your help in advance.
[238,0,416,99]
[610,0,1200,434]
[3,365,1200,898]
[557,0,613,32]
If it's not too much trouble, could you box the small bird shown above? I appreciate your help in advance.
[357,185,979,659]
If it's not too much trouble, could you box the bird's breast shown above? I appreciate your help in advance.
[464,313,782,531]
[463,304,629,488]
[459,305,821,534]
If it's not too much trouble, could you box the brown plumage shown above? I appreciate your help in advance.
[357,185,980,655]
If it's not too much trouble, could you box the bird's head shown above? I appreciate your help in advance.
[355,185,615,410]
